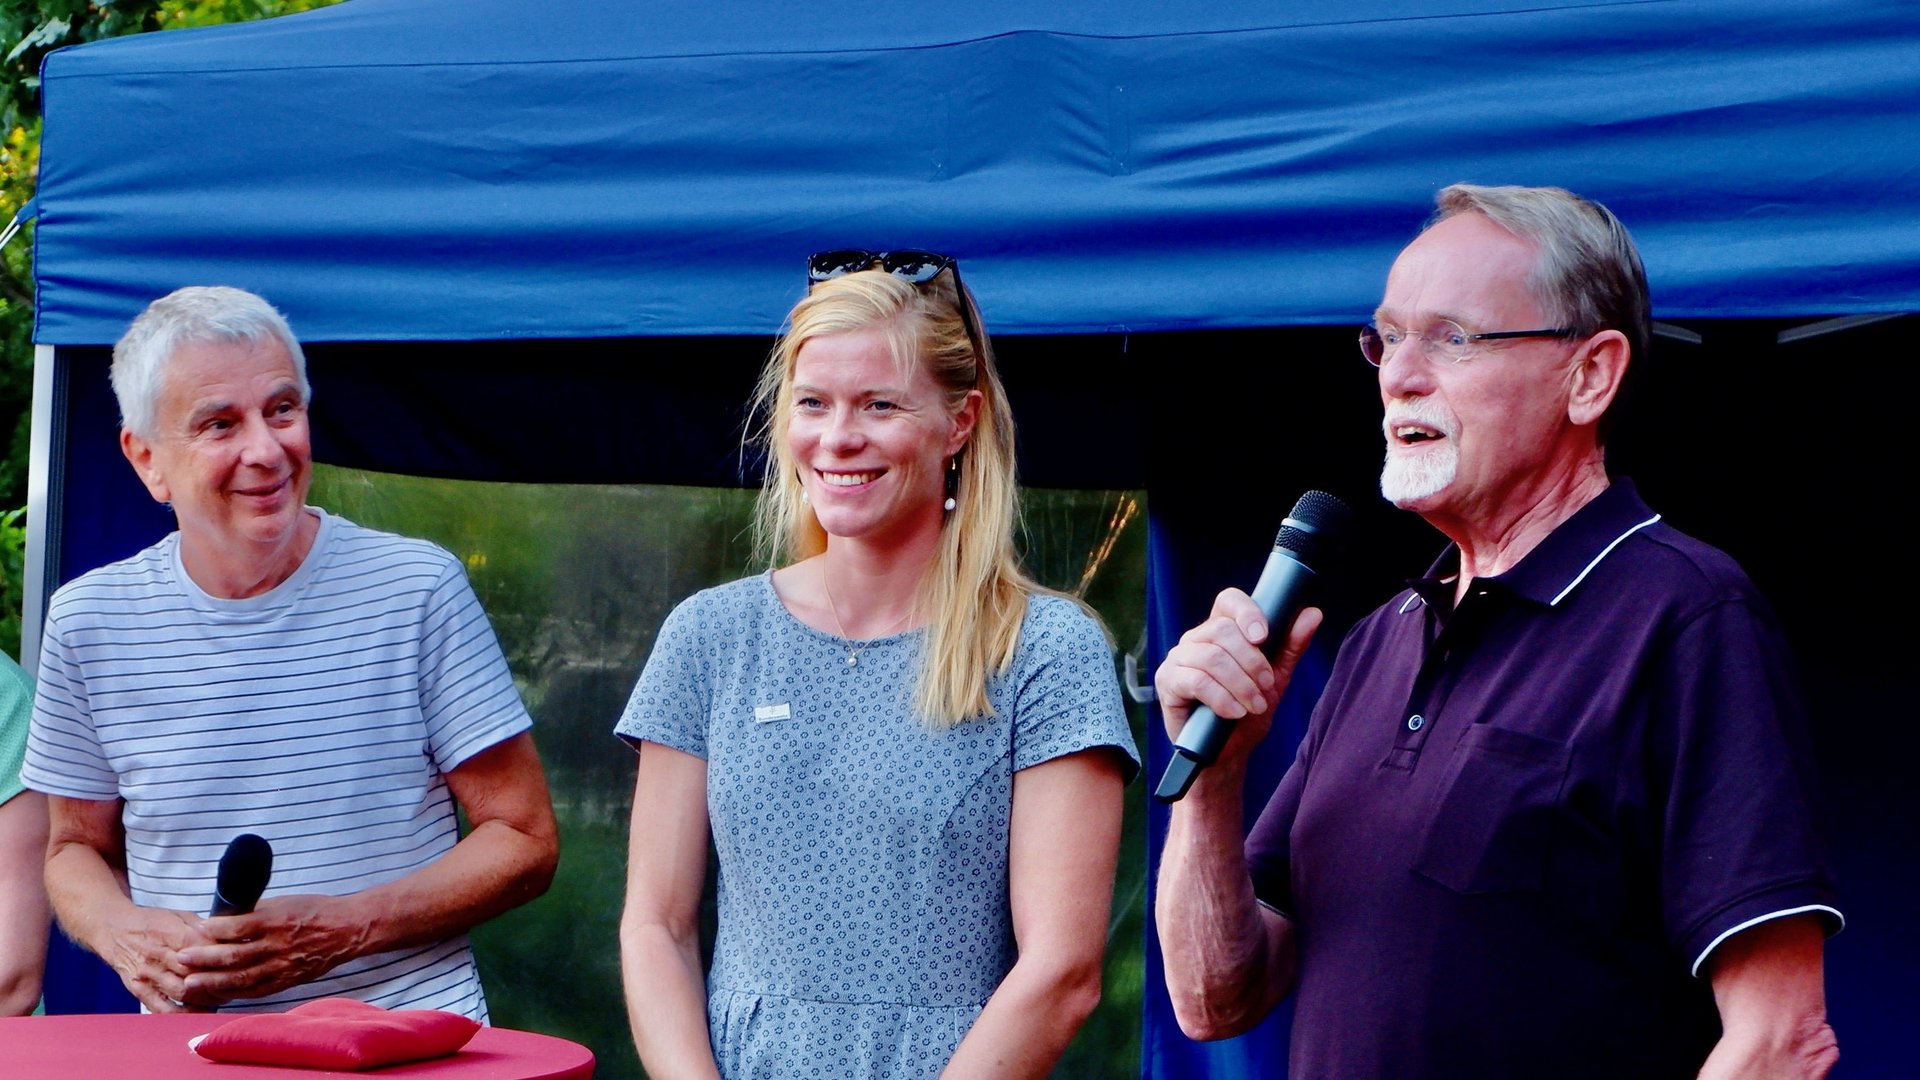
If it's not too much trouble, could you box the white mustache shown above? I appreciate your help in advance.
[1382,399,1459,441]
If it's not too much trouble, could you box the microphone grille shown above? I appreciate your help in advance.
[218,833,274,903]
[1274,490,1355,562]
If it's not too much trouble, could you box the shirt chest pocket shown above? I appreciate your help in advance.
[1412,723,1571,894]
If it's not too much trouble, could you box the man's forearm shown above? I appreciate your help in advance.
[44,832,137,956]
[329,814,558,957]
[44,824,216,1013]
[1154,767,1295,1040]
[174,811,558,1006]
[1698,915,1837,1080]
[328,735,561,958]
[241,731,558,963]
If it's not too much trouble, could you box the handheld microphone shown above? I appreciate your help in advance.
[1154,490,1354,803]
[208,833,273,917]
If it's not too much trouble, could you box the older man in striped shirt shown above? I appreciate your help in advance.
[23,286,558,1018]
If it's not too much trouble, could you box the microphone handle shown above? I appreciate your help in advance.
[1154,550,1318,802]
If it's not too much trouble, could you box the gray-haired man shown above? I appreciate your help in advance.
[1155,187,1841,1079]
[25,286,558,1017]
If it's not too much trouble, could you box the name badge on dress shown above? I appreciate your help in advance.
[753,703,792,723]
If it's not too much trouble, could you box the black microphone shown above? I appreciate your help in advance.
[208,833,273,917]
[1154,490,1354,803]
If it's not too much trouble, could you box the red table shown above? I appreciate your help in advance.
[1,1014,595,1078]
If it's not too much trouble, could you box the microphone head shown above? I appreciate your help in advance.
[214,833,273,915]
[1274,490,1355,564]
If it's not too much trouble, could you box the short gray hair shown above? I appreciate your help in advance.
[1431,184,1651,369]
[111,286,310,438]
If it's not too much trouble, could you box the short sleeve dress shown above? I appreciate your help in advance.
[615,572,1138,1079]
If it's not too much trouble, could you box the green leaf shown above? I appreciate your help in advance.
[4,16,68,63]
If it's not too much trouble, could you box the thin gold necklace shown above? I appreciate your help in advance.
[819,572,910,668]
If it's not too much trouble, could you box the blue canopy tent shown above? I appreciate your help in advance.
[21,0,1915,1074]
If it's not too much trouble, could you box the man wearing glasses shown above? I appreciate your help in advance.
[1154,185,1841,1079]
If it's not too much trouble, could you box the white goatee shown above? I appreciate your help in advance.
[1380,398,1460,507]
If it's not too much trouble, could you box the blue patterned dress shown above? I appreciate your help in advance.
[616,572,1137,1078]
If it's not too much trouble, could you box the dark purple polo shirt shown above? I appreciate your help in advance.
[1245,479,1841,1080]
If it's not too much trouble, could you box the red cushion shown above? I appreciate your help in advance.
[190,997,481,1070]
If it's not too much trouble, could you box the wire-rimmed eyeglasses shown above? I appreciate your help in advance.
[1359,319,1581,367]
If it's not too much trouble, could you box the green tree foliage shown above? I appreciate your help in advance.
[0,1,342,658]
[4,2,166,516]
[0,505,24,653]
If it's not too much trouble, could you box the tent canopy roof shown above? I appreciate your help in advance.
[31,0,1919,345]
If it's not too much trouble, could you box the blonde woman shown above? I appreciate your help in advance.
[617,250,1137,1078]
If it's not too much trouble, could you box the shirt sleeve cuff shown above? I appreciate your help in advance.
[615,724,708,761]
[1689,903,1846,978]
[1254,896,1293,922]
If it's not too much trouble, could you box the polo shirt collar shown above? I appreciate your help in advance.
[1408,478,1664,610]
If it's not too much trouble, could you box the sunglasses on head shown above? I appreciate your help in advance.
[805,249,985,362]
[806,249,956,285]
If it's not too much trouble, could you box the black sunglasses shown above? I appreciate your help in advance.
[805,249,985,361]
[807,248,957,284]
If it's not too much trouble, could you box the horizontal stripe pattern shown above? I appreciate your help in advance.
[23,510,530,1018]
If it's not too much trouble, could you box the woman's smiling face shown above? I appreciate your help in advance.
[787,327,974,552]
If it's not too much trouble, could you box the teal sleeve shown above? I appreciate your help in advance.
[0,652,33,805]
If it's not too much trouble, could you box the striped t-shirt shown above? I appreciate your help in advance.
[23,509,531,1019]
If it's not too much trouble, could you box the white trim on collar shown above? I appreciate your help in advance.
[1549,513,1662,607]
[1399,572,1458,614]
